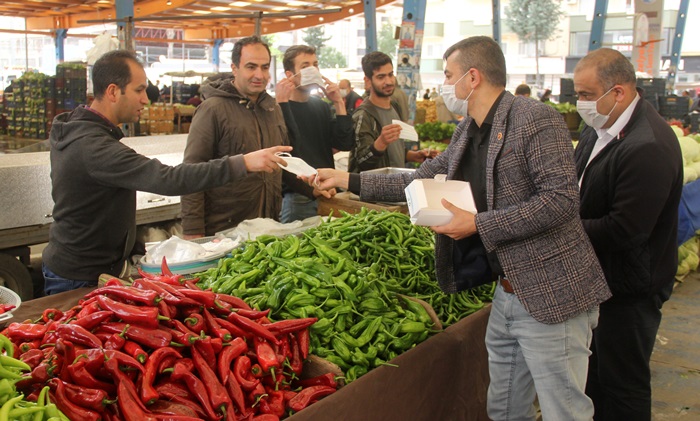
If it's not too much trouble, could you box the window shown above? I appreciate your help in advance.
[424,23,444,37]
[421,59,444,72]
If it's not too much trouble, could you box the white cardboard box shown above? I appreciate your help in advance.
[404,175,477,226]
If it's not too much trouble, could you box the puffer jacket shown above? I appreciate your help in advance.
[181,77,288,236]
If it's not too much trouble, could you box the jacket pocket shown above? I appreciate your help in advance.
[604,246,652,296]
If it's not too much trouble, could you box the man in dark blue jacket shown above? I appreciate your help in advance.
[573,48,683,421]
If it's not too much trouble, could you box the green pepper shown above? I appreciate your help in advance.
[331,337,352,362]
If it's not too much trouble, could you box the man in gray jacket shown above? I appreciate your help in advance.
[306,36,611,420]
[42,50,290,294]
[182,36,289,238]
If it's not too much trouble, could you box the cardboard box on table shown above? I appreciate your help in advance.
[405,175,476,226]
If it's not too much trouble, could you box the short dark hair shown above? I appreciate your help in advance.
[574,48,636,91]
[282,45,316,72]
[92,50,141,100]
[515,84,531,96]
[231,36,271,67]
[443,36,506,87]
[361,51,393,79]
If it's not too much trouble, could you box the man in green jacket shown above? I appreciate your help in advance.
[181,36,289,238]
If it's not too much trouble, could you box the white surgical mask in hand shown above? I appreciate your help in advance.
[576,87,617,129]
[275,153,319,186]
[296,67,326,88]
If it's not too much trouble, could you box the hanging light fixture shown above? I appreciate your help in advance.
[166,0,172,5]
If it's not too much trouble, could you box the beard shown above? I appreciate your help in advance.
[371,82,394,98]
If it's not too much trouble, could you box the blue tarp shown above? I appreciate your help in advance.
[677,177,700,246]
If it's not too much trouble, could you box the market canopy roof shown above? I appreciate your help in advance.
[0,0,396,40]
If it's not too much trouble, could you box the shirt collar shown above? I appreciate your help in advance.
[594,92,640,141]
[469,90,506,135]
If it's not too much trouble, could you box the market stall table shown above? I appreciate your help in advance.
[8,289,491,421]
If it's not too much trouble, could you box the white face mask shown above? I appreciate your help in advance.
[576,87,617,129]
[339,89,348,98]
[441,72,472,116]
[295,66,325,88]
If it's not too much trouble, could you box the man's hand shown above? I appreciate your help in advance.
[299,168,349,192]
[274,78,296,103]
[323,77,347,115]
[243,145,293,173]
[313,186,337,199]
[406,149,430,163]
[375,124,403,151]
[431,199,477,240]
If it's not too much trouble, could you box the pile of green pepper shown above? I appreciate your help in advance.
[198,209,495,382]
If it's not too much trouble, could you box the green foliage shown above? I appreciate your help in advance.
[415,122,456,141]
[378,23,399,60]
[318,46,348,69]
[261,34,283,63]
[544,101,577,113]
[302,26,332,53]
[504,0,564,43]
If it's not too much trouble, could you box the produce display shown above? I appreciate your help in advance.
[415,100,437,122]
[415,121,456,142]
[1,273,336,420]
[198,209,494,382]
[0,335,67,420]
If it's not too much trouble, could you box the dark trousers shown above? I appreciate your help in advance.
[586,294,664,421]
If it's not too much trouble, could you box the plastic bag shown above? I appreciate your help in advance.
[220,216,322,241]
[144,236,207,265]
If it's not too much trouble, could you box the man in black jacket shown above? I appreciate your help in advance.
[573,48,683,421]
[42,50,290,295]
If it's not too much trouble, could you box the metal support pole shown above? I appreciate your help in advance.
[364,0,377,53]
[588,0,608,52]
[55,29,68,64]
[212,39,224,72]
[396,0,427,124]
[254,12,263,37]
[492,0,501,45]
[667,0,689,91]
[116,0,135,136]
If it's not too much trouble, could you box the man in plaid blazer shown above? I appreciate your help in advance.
[309,36,611,420]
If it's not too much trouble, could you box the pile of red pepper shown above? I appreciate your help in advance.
[1,264,338,421]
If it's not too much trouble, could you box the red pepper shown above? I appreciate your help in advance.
[153,416,204,421]
[214,317,251,340]
[194,336,217,370]
[178,288,217,308]
[296,373,337,389]
[117,377,159,421]
[164,327,198,346]
[201,309,232,342]
[254,337,280,374]
[262,391,285,417]
[158,354,178,374]
[148,400,200,418]
[251,415,280,421]
[85,285,161,306]
[42,308,64,323]
[288,335,303,376]
[228,313,278,344]
[264,318,317,336]
[104,349,144,374]
[226,375,247,415]
[51,375,103,421]
[49,378,115,411]
[55,324,102,348]
[133,279,198,306]
[217,337,248,384]
[103,277,124,287]
[140,347,182,405]
[68,360,117,394]
[18,340,41,354]
[19,348,44,369]
[210,337,224,354]
[231,308,271,320]
[6,322,48,341]
[76,300,101,319]
[154,380,196,400]
[137,267,184,286]
[214,293,252,310]
[282,390,297,402]
[161,256,174,276]
[123,340,148,364]
[96,295,166,329]
[233,355,259,391]
[100,322,172,349]
[250,363,264,379]
[171,361,222,420]
[192,346,231,413]
[72,310,114,331]
[296,329,310,360]
[104,332,126,351]
[287,385,336,412]
[30,357,57,383]
[73,348,105,372]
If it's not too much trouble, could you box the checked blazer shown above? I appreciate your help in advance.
[359,92,611,324]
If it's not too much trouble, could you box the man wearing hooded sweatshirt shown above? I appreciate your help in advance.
[181,36,289,238]
[42,50,290,295]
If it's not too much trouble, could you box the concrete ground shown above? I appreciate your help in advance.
[651,274,700,420]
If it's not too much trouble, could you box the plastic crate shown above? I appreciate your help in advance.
[560,78,575,96]
[637,78,666,97]
[659,96,691,120]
